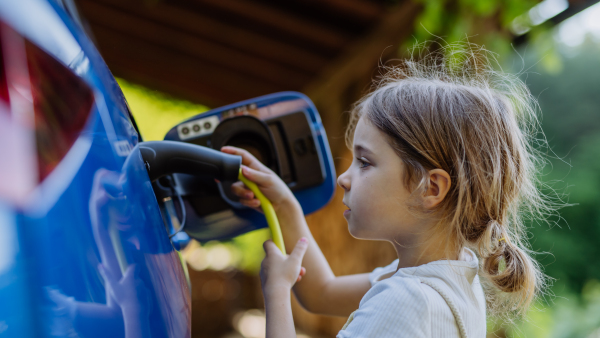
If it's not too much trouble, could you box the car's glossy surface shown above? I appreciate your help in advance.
[0,0,191,336]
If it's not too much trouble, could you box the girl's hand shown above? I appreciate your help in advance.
[98,264,151,315]
[220,146,298,212]
[260,238,308,296]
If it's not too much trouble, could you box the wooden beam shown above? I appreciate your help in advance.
[92,25,281,106]
[81,0,328,73]
[79,0,311,89]
[192,0,350,50]
[303,0,423,159]
[296,0,383,22]
[107,64,229,108]
[304,0,422,102]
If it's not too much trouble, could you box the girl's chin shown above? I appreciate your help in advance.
[347,222,367,239]
[348,222,386,241]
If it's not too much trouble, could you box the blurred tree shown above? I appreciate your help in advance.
[407,0,539,52]
[117,78,209,141]
[517,41,600,293]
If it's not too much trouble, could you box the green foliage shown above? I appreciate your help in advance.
[117,78,209,141]
[458,0,498,17]
[406,0,556,71]
[529,24,564,74]
[412,0,531,41]
[486,40,600,337]
[499,279,600,337]
[231,228,271,273]
[501,0,537,27]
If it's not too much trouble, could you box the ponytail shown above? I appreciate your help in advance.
[481,234,538,311]
[473,219,543,316]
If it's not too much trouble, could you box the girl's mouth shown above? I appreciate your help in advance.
[342,201,351,217]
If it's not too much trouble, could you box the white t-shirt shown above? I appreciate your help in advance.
[337,248,486,338]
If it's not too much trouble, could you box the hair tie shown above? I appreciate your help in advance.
[498,237,506,243]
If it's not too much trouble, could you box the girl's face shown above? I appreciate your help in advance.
[337,117,424,242]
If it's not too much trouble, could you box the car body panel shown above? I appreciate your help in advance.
[0,0,191,337]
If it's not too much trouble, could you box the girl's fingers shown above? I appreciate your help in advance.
[240,198,261,208]
[240,199,263,214]
[263,240,282,257]
[231,181,254,199]
[297,267,306,282]
[241,166,273,187]
[221,146,269,172]
[296,267,306,282]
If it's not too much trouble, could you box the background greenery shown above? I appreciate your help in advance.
[498,40,600,337]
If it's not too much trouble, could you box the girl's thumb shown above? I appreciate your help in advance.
[289,237,309,263]
[263,239,279,255]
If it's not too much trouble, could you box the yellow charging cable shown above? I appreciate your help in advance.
[238,168,286,255]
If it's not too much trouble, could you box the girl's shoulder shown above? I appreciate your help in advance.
[338,276,436,338]
[354,251,487,337]
[339,273,484,338]
[369,248,480,286]
[361,272,459,320]
[362,273,430,307]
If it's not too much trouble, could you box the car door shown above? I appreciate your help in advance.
[0,0,191,337]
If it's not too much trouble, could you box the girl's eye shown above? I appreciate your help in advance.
[357,158,371,169]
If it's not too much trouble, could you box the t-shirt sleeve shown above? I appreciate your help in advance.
[337,277,430,338]
[368,259,399,286]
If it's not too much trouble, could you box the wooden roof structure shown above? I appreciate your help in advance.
[76,0,418,106]
[75,0,422,157]
[75,0,599,157]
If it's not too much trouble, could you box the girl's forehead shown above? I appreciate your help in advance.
[354,117,381,144]
[353,117,391,153]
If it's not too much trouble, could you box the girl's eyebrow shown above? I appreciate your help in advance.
[354,144,373,155]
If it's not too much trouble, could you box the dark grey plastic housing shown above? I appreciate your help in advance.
[138,141,241,182]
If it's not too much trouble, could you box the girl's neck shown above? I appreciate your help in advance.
[391,233,459,270]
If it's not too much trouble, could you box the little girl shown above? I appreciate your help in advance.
[222,43,549,337]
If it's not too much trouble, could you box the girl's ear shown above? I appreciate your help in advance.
[423,169,451,209]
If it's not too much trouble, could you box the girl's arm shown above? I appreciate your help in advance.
[276,197,371,316]
[221,147,372,317]
[260,239,309,338]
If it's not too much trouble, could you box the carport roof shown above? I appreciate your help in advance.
[75,0,417,107]
[74,0,599,110]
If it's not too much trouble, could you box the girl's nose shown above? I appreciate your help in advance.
[337,170,350,191]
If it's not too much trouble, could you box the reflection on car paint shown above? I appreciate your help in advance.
[44,149,191,337]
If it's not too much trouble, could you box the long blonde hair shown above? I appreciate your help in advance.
[346,42,557,318]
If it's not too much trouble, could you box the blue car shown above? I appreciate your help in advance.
[0,0,335,337]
